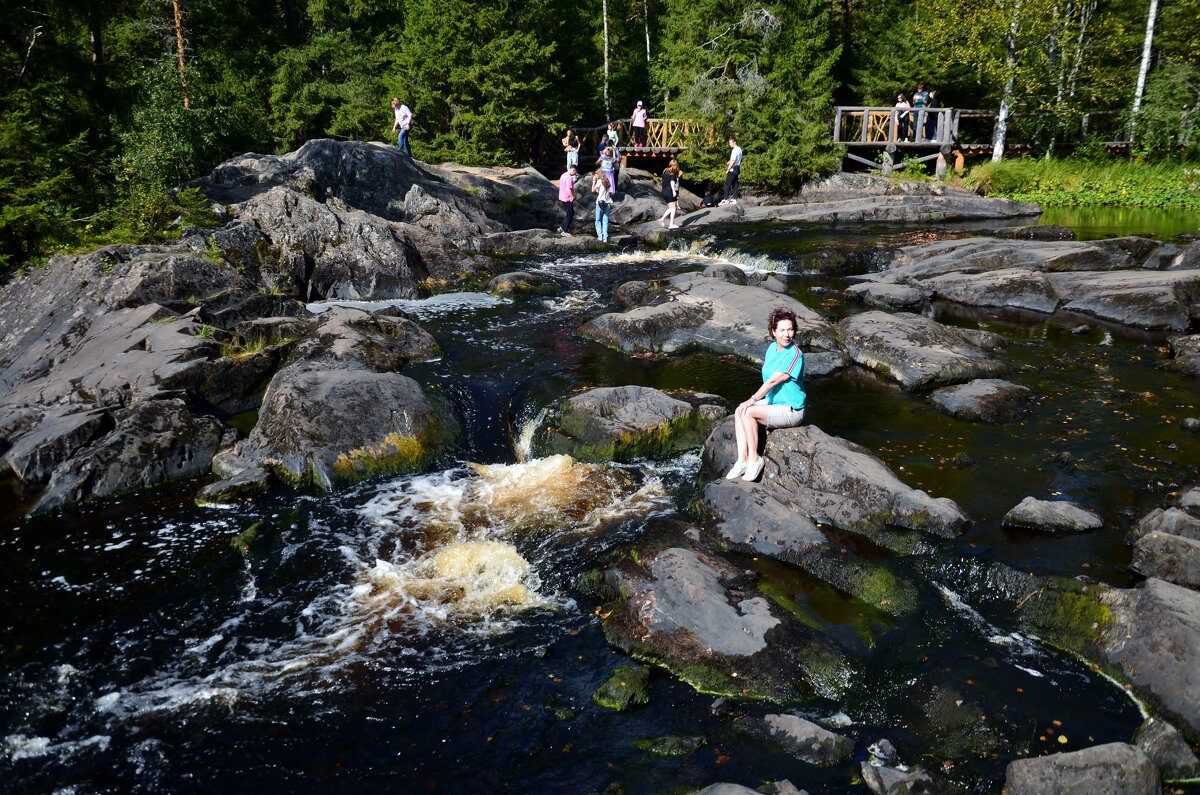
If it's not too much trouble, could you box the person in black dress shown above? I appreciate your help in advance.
[657,158,681,229]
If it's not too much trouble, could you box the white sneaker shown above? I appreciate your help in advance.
[724,460,748,480]
[560,230,570,236]
[742,458,765,482]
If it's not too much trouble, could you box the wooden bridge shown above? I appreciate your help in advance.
[834,106,1132,176]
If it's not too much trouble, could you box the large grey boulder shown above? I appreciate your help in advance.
[1003,496,1103,533]
[757,714,853,766]
[31,399,231,514]
[837,311,1007,390]
[1048,269,1200,331]
[580,273,846,376]
[844,281,928,310]
[532,385,725,462]
[1133,717,1200,780]
[700,422,964,566]
[1004,743,1159,795]
[217,306,455,489]
[1131,532,1200,589]
[1129,506,1200,543]
[860,763,945,795]
[929,378,1033,423]
[921,267,1060,313]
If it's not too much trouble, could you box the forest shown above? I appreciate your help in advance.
[1,0,1197,272]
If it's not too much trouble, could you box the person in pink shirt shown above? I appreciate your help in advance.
[631,100,648,147]
[558,164,577,235]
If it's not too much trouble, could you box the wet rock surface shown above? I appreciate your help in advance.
[1002,496,1103,533]
[1133,717,1200,780]
[1004,742,1159,795]
[756,714,854,766]
[599,525,856,703]
[929,378,1033,423]
[1131,531,1200,588]
[533,385,725,462]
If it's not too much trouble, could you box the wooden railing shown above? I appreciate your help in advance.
[539,118,714,165]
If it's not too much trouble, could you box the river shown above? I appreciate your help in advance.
[2,212,1197,793]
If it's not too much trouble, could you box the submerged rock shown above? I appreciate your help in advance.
[634,734,706,757]
[592,664,650,711]
[1002,496,1103,534]
[533,385,725,462]
[487,270,564,295]
[995,223,1076,241]
[837,311,1007,390]
[1004,743,1159,795]
[929,378,1033,423]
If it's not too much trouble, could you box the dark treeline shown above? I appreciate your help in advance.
[2,0,1197,271]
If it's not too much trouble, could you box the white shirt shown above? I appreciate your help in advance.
[394,104,412,129]
[729,145,743,169]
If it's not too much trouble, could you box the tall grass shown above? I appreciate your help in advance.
[965,158,1200,211]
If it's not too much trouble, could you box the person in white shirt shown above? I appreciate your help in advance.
[391,97,413,156]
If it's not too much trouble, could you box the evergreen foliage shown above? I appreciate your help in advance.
[0,0,1197,275]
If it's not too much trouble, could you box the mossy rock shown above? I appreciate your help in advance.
[535,385,726,463]
[634,734,706,757]
[592,664,651,711]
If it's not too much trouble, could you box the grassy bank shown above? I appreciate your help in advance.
[964,159,1200,211]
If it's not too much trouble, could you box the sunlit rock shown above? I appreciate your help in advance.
[1005,743,1159,795]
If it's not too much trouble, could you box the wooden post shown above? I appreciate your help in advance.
[882,144,896,174]
[834,108,842,143]
[861,111,868,143]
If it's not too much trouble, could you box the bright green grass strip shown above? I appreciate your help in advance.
[965,158,1200,211]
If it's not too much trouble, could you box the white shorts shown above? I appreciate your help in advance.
[756,400,805,429]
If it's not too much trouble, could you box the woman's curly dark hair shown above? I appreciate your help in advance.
[767,306,798,338]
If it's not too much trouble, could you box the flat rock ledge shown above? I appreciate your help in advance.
[1002,496,1103,534]
[848,236,1200,331]
[838,311,1007,391]
[532,385,725,462]
[579,273,847,377]
[1132,532,1200,589]
[1004,743,1160,795]
[929,378,1033,423]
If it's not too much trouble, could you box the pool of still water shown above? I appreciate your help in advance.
[2,214,1198,794]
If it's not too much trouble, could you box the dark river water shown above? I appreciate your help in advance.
[3,214,1199,794]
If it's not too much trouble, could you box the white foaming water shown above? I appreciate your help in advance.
[87,456,670,721]
[514,406,549,462]
[547,237,790,275]
[307,291,508,318]
[3,733,110,762]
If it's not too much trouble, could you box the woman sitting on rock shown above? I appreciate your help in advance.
[726,306,806,482]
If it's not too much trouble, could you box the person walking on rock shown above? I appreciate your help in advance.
[658,158,681,229]
[593,170,612,243]
[631,101,648,147]
[558,164,577,236]
[562,128,580,169]
[725,306,807,482]
[720,136,742,206]
[391,97,413,156]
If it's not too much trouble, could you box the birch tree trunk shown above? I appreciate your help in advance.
[172,0,190,108]
[643,0,652,65]
[1130,0,1159,142]
[602,0,611,119]
[992,0,1021,162]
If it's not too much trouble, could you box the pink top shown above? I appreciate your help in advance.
[632,107,648,127]
[558,171,575,202]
